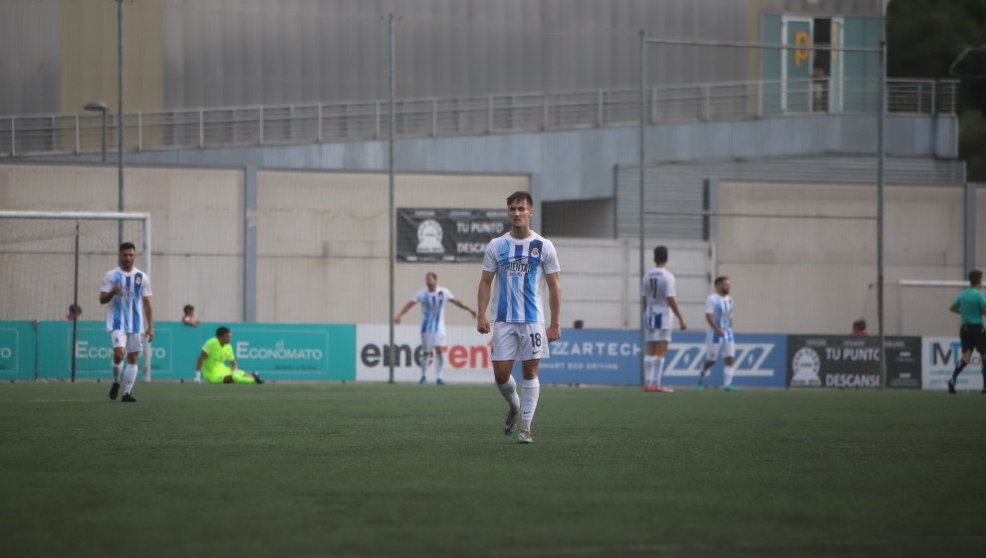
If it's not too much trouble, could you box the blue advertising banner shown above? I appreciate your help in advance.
[35,321,356,381]
[0,321,37,381]
[537,330,788,388]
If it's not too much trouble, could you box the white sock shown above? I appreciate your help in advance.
[123,363,138,395]
[644,356,657,386]
[520,378,540,431]
[723,365,735,387]
[111,360,123,384]
[497,375,520,411]
[434,352,444,380]
[420,352,429,380]
[654,356,665,387]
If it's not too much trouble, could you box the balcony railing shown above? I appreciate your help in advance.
[0,78,958,158]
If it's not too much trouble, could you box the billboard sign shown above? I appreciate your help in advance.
[397,208,508,262]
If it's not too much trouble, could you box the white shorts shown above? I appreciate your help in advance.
[491,322,549,362]
[645,328,672,342]
[421,331,446,351]
[705,337,735,362]
[110,330,143,354]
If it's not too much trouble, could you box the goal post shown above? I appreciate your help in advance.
[0,211,152,381]
[895,279,968,336]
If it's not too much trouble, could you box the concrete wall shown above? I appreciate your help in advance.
[1,162,979,336]
[255,170,527,324]
[717,181,983,336]
[0,163,243,323]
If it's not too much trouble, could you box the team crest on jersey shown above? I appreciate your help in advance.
[135,275,142,284]
[530,247,540,257]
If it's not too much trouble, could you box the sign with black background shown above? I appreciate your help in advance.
[787,335,922,389]
[397,208,509,262]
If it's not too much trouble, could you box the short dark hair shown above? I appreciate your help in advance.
[970,269,983,285]
[216,326,231,337]
[853,319,866,331]
[714,276,729,287]
[426,272,437,280]
[506,191,533,207]
[654,246,668,264]
[184,304,194,313]
[119,242,136,252]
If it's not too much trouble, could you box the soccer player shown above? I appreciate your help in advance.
[394,272,476,385]
[99,242,154,403]
[641,245,687,392]
[194,327,264,385]
[946,269,986,394]
[697,276,737,391]
[477,191,562,444]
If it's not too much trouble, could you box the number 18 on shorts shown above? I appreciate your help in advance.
[491,322,549,361]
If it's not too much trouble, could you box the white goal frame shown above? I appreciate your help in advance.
[896,279,968,335]
[0,210,153,381]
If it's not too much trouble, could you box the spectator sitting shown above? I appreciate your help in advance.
[851,319,868,336]
[65,304,82,321]
[181,304,200,327]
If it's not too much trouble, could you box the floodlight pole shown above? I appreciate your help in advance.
[387,13,396,384]
[638,29,647,386]
[877,41,888,389]
[117,0,125,248]
[71,220,80,383]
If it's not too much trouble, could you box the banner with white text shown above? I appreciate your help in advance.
[397,208,509,262]
[787,335,922,389]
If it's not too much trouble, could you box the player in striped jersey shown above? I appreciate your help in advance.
[477,191,562,444]
[394,272,476,385]
[697,276,737,391]
[99,242,154,402]
[641,246,687,392]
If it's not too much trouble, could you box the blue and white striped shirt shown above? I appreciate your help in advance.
[101,267,152,334]
[413,287,454,334]
[483,231,560,324]
[641,267,676,330]
[704,293,734,342]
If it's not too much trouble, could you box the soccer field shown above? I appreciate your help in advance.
[1,383,983,558]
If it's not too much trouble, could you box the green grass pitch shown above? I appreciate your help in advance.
[1,382,983,558]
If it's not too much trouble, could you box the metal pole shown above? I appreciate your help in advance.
[877,39,887,388]
[638,29,646,386]
[387,13,396,384]
[71,220,80,383]
[100,110,107,163]
[117,0,125,247]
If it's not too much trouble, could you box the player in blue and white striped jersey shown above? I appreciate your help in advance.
[641,246,688,392]
[394,272,476,385]
[99,242,154,403]
[697,276,737,391]
[477,191,562,444]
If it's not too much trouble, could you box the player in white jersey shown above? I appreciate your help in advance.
[99,242,154,402]
[477,191,562,444]
[640,245,687,392]
[697,276,738,391]
[394,272,476,385]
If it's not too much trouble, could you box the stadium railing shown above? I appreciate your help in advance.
[0,78,958,158]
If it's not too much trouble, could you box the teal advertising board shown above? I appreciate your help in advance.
[33,321,356,381]
[0,321,38,381]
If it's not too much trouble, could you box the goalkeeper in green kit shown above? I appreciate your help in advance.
[194,327,264,384]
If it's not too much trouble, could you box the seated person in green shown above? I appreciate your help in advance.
[195,327,264,384]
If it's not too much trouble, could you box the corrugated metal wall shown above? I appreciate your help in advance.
[1,0,884,115]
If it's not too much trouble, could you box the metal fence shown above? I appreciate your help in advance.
[0,78,958,158]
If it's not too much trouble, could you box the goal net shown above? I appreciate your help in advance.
[0,211,151,380]
[893,280,969,336]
